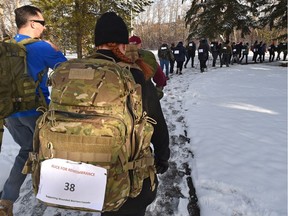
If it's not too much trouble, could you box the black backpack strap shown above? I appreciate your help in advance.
[0,119,4,152]
[35,68,48,108]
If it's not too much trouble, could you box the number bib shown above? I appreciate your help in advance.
[36,158,107,211]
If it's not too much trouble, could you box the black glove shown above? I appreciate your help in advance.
[156,87,164,100]
[155,160,169,174]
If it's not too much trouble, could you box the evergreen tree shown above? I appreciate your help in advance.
[31,0,153,58]
[183,0,262,41]
[259,0,287,40]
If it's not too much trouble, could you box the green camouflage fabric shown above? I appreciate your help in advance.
[139,49,158,76]
[125,44,140,64]
[23,55,156,212]
[0,38,41,152]
[125,44,158,77]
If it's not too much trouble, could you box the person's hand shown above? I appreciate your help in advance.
[156,87,164,100]
[155,159,169,174]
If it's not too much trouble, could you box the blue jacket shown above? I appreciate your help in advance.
[10,34,67,117]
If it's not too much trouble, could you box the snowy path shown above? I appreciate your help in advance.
[12,68,201,216]
[147,71,200,216]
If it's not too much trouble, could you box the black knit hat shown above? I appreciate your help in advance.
[94,12,129,46]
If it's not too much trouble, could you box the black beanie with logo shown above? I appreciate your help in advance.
[94,12,129,46]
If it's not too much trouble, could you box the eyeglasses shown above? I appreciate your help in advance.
[30,20,45,26]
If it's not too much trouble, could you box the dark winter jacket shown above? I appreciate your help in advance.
[231,43,238,55]
[242,43,249,55]
[96,49,170,215]
[210,41,218,53]
[173,42,186,62]
[268,44,276,54]
[198,39,209,60]
[221,42,232,55]
[186,41,196,57]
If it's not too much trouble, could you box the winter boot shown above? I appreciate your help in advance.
[176,68,179,74]
[0,200,13,216]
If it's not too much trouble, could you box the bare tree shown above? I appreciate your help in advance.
[133,0,189,49]
[0,0,29,39]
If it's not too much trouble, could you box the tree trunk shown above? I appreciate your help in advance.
[75,0,82,59]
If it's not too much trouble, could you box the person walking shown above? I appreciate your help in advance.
[282,42,287,61]
[94,12,170,216]
[231,42,240,65]
[0,5,67,216]
[257,41,264,63]
[158,43,174,79]
[169,43,176,74]
[252,40,259,63]
[268,42,276,62]
[173,41,186,75]
[198,38,209,72]
[275,42,282,60]
[184,40,196,68]
[240,42,249,64]
[221,40,232,67]
[210,41,220,67]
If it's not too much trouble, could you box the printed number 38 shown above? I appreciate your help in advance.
[64,182,75,191]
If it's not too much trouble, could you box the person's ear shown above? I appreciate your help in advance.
[30,21,35,29]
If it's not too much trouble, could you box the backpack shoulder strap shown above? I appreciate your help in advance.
[17,38,40,46]
[4,38,39,48]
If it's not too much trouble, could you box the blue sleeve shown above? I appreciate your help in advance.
[26,41,67,104]
[26,41,67,80]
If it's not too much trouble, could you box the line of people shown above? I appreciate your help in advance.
[157,39,287,77]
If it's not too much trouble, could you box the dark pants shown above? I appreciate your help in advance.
[101,177,158,216]
[240,54,248,64]
[176,61,184,73]
[221,54,229,67]
[269,53,275,62]
[102,209,146,216]
[283,52,287,61]
[199,59,207,72]
[184,54,195,67]
[276,52,281,60]
[252,52,259,62]
[170,60,175,73]
[211,52,219,67]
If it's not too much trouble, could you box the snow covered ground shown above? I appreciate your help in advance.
[0,57,287,216]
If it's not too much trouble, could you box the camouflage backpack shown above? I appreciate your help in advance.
[0,38,46,152]
[125,44,157,76]
[23,54,156,212]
